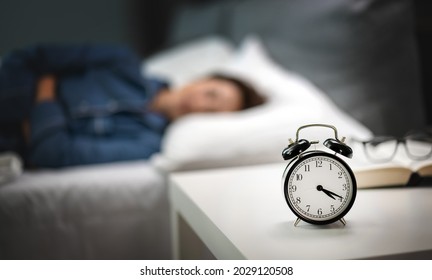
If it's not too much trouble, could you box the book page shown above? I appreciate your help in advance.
[410,160,432,177]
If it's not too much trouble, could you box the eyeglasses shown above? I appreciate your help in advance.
[352,131,432,163]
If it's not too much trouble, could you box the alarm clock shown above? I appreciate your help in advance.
[281,124,357,226]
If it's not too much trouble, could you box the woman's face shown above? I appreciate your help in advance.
[169,78,243,120]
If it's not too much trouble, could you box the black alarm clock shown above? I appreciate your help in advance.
[281,124,357,226]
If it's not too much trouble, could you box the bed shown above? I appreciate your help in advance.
[0,0,425,259]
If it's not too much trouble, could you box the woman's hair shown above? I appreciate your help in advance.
[210,73,266,110]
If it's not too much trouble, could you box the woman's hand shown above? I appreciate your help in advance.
[35,75,56,103]
[21,75,57,143]
[23,75,57,142]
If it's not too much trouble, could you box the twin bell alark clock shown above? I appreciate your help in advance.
[281,124,357,226]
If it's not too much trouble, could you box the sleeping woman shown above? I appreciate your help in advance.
[0,44,265,167]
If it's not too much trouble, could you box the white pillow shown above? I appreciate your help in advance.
[143,36,235,87]
[151,36,373,171]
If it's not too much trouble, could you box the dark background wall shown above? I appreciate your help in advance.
[0,0,179,57]
[414,0,432,125]
[1,0,431,126]
[0,0,131,55]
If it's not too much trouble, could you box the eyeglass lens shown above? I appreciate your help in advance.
[405,135,432,159]
[363,134,432,162]
[364,137,398,162]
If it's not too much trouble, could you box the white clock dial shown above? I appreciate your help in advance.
[283,152,356,224]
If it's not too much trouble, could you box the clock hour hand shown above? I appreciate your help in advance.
[317,185,343,200]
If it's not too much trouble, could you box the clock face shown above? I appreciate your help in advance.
[283,152,356,225]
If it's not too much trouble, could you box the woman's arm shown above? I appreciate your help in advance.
[28,77,160,167]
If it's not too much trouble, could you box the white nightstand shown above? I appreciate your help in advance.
[169,163,432,259]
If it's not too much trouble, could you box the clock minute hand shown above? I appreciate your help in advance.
[326,189,343,200]
[317,185,343,200]
[321,188,336,200]
[324,188,343,200]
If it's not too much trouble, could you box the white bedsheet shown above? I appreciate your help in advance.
[0,161,170,259]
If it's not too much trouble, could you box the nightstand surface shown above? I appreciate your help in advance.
[169,163,432,259]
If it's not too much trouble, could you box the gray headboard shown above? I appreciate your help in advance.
[162,0,426,136]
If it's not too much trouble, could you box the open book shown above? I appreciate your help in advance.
[348,141,432,188]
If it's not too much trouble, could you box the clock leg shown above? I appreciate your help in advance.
[340,218,346,226]
[294,218,301,227]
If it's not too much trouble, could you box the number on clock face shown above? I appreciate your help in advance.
[286,154,354,222]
